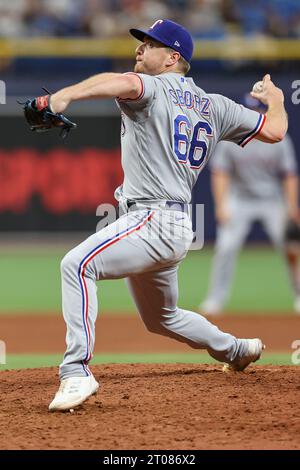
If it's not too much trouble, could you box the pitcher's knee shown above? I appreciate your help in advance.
[61,250,81,277]
[139,305,179,336]
[143,317,165,335]
[154,308,179,334]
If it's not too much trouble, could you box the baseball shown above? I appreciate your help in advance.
[252,81,263,93]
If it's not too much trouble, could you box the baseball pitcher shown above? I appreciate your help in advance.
[21,20,288,411]
[200,94,299,315]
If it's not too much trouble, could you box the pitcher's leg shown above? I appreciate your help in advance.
[60,210,156,379]
[127,266,250,364]
[60,246,98,379]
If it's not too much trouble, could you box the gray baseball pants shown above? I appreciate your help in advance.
[204,197,298,307]
[59,206,250,379]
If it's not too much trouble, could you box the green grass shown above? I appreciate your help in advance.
[0,247,294,314]
[179,248,293,313]
[0,352,296,371]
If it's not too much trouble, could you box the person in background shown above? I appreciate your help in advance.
[200,93,299,315]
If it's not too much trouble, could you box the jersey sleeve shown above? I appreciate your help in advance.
[209,94,266,147]
[116,73,157,121]
[278,134,298,174]
[209,142,233,173]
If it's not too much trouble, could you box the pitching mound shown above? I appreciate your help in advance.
[1,364,299,450]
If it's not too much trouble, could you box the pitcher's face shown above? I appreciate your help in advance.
[134,37,173,75]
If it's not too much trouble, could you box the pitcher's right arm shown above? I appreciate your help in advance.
[251,74,288,144]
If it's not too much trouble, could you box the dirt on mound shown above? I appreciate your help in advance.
[1,364,299,450]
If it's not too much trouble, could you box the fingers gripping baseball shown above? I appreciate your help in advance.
[250,74,284,106]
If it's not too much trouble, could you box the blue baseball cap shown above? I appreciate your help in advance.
[242,93,267,112]
[130,19,194,63]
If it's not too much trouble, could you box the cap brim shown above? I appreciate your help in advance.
[130,28,160,43]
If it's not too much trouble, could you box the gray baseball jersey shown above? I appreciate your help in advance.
[210,135,297,200]
[59,71,266,380]
[117,72,265,202]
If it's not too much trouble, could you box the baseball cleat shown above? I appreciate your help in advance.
[222,338,265,373]
[49,374,99,411]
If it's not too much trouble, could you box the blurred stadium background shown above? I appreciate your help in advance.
[1,0,300,369]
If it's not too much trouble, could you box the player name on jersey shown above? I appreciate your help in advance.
[168,89,210,116]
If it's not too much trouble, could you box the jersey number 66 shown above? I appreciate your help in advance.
[174,115,213,170]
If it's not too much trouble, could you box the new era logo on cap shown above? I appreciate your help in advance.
[130,19,194,63]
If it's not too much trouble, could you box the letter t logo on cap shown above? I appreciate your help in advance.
[150,19,163,29]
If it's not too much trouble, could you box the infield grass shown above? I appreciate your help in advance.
[0,246,293,314]
[0,352,296,370]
